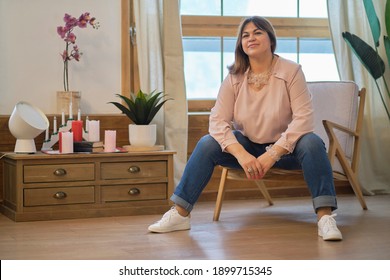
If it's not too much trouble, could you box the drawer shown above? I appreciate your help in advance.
[100,161,166,180]
[24,186,95,206]
[101,183,166,202]
[24,163,95,183]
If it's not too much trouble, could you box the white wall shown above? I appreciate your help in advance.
[0,0,122,115]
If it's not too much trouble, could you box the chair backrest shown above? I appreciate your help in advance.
[307,81,359,174]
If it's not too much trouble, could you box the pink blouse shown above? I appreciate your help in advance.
[209,55,314,153]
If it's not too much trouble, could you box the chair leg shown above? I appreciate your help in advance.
[254,180,274,206]
[336,148,368,210]
[213,168,228,221]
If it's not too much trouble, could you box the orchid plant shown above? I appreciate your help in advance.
[57,12,99,92]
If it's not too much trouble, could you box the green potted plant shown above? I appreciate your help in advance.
[109,89,172,146]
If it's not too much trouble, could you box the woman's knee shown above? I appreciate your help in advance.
[195,134,221,153]
[295,133,326,156]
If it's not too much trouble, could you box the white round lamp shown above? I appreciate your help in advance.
[8,101,49,153]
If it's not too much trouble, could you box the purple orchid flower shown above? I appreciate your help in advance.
[57,12,99,91]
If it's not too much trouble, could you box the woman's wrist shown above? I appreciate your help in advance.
[266,144,282,161]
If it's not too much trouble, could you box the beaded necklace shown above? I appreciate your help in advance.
[247,70,272,88]
[247,56,275,89]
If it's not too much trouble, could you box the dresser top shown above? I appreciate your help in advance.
[1,150,176,160]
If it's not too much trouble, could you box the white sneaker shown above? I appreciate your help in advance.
[318,214,343,241]
[148,207,191,233]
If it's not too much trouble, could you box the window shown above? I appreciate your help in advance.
[181,0,339,103]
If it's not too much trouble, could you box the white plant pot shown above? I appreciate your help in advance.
[129,124,156,147]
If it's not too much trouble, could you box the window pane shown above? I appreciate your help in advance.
[223,0,297,17]
[181,0,338,100]
[299,0,328,18]
[180,0,221,16]
[183,37,339,99]
[299,39,339,81]
[276,38,298,62]
[222,37,236,79]
[180,0,328,17]
[183,37,222,99]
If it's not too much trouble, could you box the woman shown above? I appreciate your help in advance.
[148,16,342,241]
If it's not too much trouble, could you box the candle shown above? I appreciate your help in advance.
[85,116,89,131]
[88,120,100,142]
[104,130,116,152]
[53,116,57,133]
[69,102,73,119]
[77,109,81,121]
[45,120,50,140]
[59,131,73,154]
[72,120,83,142]
[61,111,65,126]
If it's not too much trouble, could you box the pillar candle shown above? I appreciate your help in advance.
[61,111,65,126]
[72,120,83,142]
[69,102,73,119]
[77,109,81,121]
[88,120,100,142]
[53,116,57,134]
[45,129,49,141]
[85,116,89,131]
[104,130,116,152]
[59,132,73,154]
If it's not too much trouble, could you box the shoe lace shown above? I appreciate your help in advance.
[158,206,176,224]
[322,214,338,231]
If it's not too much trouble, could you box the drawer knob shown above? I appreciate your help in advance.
[53,191,67,199]
[128,188,140,196]
[53,168,67,176]
[128,166,140,173]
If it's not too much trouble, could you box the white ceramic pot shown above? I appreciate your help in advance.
[129,124,156,147]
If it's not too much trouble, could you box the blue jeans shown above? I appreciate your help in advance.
[171,131,337,213]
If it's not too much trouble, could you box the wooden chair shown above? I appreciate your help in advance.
[213,81,367,221]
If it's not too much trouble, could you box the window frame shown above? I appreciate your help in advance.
[121,1,332,112]
[182,16,330,111]
[181,16,330,38]
[121,0,138,97]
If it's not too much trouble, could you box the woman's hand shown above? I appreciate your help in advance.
[256,152,276,176]
[226,143,287,179]
[237,152,264,179]
[256,145,288,176]
[225,143,264,179]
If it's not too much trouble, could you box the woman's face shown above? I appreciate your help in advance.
[241,22,272,58]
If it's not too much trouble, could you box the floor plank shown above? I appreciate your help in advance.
[0,194,389,260]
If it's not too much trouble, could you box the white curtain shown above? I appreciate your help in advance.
[134,0,188,186]
[327,0,390,194]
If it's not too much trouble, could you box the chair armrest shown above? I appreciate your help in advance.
[322,120,358,137]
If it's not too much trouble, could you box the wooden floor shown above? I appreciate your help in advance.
[0,194,389,260]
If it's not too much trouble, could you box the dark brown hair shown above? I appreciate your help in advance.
[228,16,277,75]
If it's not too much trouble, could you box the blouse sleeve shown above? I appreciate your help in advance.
[274,66,314,152]
[209,75,239,151]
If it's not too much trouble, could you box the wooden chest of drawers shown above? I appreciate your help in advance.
[1,151,175,221]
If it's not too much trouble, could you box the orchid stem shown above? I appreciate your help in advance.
[63,42,69,92]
